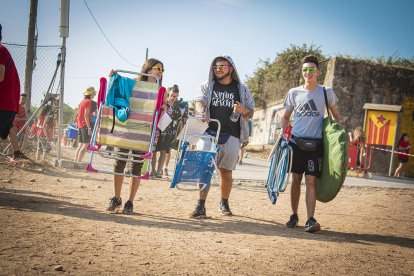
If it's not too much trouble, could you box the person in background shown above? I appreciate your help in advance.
[238,119,252,165]
[106,58,165,215]
[394,133,411,178]
[191,55,255,218]
[349,126,372,178]
[74,87,96,163]
[13,93,27,133]
[0,23,28,160]
[35,105,52,160]
[150,84,182,178]
[164,105,188,176]
[349,127,366,167]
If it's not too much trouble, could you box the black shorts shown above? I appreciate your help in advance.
[289,140,323,178]
[0,110,17,140]
[399,158,408,164]
[78,126,91,144]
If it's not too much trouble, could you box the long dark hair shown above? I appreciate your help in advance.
[137,58,163,84]
[37,105,52,120]
[399,133,408,142]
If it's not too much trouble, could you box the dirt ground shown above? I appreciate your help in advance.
[0,149,414,275]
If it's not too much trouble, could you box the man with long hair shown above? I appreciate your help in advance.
[191,55,255,218]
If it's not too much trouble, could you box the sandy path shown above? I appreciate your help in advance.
[0,157,413,275]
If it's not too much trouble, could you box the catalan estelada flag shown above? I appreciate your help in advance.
[365,110,398,146]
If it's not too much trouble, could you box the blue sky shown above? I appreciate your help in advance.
[1,0,413,108]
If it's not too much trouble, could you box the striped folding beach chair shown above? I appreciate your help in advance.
[87,70,165,179]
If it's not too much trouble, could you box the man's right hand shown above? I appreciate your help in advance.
[194,111,209,122]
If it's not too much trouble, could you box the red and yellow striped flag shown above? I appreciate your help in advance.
[365,110,397,146]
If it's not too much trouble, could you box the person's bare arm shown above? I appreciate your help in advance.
[329,105,340,122]
[84,107,92,134]
[195,101,205,114]
[0,64,5,82]
[280,109,293,130]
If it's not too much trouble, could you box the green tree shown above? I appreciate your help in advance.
[246,44,326,107]
[63,104,77,124]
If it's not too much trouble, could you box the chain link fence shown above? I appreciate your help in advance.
[4,43,62,108]
[1,43,63,157]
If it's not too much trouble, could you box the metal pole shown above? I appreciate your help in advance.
[55,0,70,166]
[146,48,148,60]
[24,0,38,114]
[55,39,66,166]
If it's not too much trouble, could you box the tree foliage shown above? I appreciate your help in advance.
[246,44,414,108]
[246,44,325,108]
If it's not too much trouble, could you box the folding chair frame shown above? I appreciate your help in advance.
[87,70,163,180]
[170,117,221,191]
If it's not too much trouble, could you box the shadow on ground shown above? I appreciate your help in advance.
[1,187,412,249]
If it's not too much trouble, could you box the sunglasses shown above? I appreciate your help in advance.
[151,66,165,73]
[213,65,230,70]
[302,67,316,73]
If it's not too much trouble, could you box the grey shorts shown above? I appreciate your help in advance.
[196,134,240,170]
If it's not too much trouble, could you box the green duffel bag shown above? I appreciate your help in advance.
[316,88,349,202]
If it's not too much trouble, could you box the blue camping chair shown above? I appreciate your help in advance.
[265,133,293,204]
[170,118,221,191]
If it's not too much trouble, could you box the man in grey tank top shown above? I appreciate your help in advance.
[280,55,340,233]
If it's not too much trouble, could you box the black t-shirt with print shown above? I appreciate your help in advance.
[209,80,240,138]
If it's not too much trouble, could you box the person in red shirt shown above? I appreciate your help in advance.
[0,24,28,160]
[13,93,27,132]
[35,105,52,161]
[394,133,411,178]
[74,87,96,163]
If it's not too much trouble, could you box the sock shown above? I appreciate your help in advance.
[197,199,205,207]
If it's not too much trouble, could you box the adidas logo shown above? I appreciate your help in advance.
[297,99,320,117]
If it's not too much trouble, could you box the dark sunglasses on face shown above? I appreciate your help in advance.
[213,65,230,70]
[302,67,316,73]
[151,66,165,72]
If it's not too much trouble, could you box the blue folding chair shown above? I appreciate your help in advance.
[170,118,220,191]
[265,134,293,204]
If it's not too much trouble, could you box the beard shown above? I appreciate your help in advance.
[215,70,232,81]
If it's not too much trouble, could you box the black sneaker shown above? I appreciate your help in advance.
[190,205,206,219]
[122,200,134,214]
[12,151,29,160]
[286,214,299,228]
[155,172,162,178]
[305,217,321,233]
[219,201,233,216]
[106,196,122,212]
